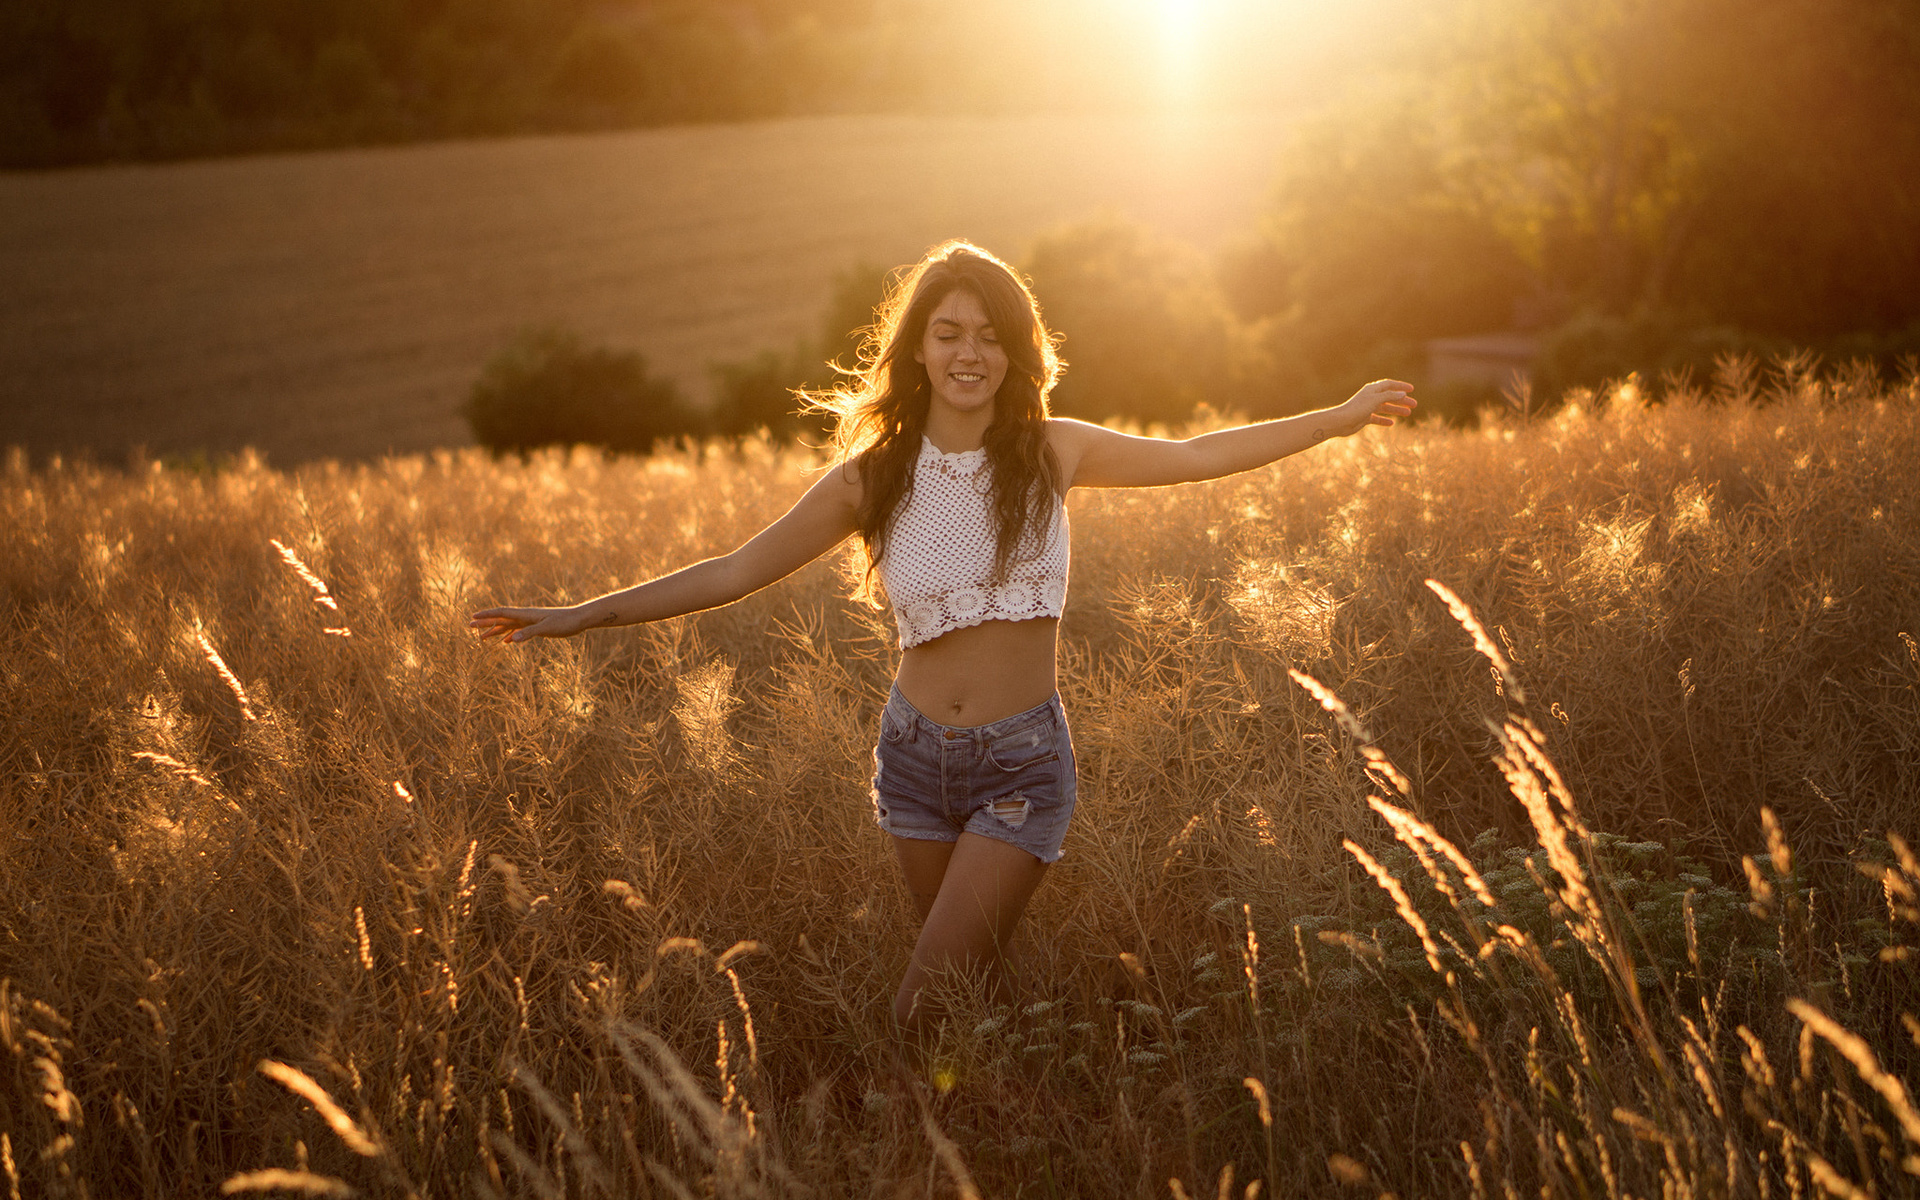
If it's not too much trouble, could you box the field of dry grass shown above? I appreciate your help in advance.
[0,112,1292,467]
[4,364,1920,1198]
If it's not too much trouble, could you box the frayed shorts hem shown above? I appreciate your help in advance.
[878,822,1059,866]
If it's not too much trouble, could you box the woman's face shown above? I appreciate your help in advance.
[914,288,1008,420]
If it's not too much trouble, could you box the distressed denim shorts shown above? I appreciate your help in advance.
[871,685,1078,864]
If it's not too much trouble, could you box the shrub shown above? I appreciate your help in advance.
[463,327,693,454]
[1024,216,1279,424]
[1531,310,1920,404]
[707,261,889,440]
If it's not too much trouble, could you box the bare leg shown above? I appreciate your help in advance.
[892,836,956,923]
[890,832,1049,1032]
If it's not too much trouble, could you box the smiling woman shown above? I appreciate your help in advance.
[471,238,1415,1043]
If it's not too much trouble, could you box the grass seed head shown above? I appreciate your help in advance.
[1425,579,1528,705]
[269,539,340,612]
[257,1061,379,1157]
[193,622,256,721]
[220,1169,354,1197]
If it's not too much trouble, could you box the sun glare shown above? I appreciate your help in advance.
[1157,0,1205,59]
[1144,0,1211,105]
[1090,0,1326,112]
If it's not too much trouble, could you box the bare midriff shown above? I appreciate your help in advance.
[893,616,1060,727]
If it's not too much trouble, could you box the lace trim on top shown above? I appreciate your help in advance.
[876,438,1069,649]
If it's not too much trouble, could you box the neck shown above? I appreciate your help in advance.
[923,406,994,454]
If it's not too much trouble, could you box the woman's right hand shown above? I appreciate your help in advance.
[469,605,589,644]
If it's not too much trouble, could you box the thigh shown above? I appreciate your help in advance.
[893,835,955,923]
[909,832,1050,972]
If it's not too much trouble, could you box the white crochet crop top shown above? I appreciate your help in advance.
[875,438,1069,649]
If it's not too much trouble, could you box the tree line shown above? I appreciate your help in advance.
[9,0,1917,439]
[471,0,1920,452]
[0,0,1357,168]
[1222,0,1920,411]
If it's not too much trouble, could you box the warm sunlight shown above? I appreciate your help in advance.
[1094,0,1356,111]
[1153,0,1208,100]
[10,0,1920,1193]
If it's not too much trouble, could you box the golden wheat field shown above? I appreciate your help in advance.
[0,112,1292,467]
[4,365,1920,1199]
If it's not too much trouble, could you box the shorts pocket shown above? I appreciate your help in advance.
[880,708,909,744]
[983,717,1062,772]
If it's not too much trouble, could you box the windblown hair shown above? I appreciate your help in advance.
[816,240,1064,605]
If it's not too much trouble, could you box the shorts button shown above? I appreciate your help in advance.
[944,731,960,740]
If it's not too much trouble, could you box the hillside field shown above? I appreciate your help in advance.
[0,112,1292,466]
[4,366,1919,1197]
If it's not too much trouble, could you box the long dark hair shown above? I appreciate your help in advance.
[817,240,1063,604]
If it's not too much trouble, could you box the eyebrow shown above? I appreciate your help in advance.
[929,317,995,330]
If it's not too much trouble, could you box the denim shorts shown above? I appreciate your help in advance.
[871,685,1078,864]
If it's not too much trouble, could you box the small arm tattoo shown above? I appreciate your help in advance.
[1311,426,1331,443]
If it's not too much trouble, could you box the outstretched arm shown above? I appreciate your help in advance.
[470,466,862,644]
[1055,379,1416,490]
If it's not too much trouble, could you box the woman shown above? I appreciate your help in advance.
[471,240,1415,1031]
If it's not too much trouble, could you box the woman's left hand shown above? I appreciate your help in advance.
[1333,379,1418,436]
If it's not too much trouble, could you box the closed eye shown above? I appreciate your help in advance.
[931,322,999,342]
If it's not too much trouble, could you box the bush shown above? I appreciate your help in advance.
[1530,311,1769,402]
[1230,107,1532,374]
[707,345,834,441]
[1024,217,1279,424]
[1530,310,1920,408]
[463,327,693,455]
[707,261,890,440]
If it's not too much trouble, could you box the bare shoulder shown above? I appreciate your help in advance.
[1045,417,1104,450]
[1044,417,1107,488]
[824,453,865,491]
[805,455,867,513]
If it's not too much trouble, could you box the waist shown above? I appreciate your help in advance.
[885,681,1064,743]
[894,616,1058,725]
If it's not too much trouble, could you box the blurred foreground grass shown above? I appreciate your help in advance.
[4,364,1920,1197]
